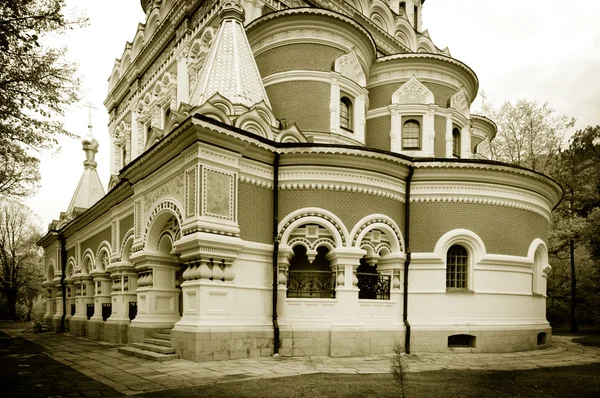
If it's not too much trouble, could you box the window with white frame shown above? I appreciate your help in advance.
[402,119,421,149]
[446,244,468,289]
[340,96,353,131]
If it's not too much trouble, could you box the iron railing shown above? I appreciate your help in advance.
[357,273,391,300]
[287,270,336,299]
[128,302,137,321]
[86,304,94,320]
[101,303,112,321]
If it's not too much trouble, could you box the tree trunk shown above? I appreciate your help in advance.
[6,291,17,321]
[570,238,577,333]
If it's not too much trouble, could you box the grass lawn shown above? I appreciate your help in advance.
[140,363,600,398]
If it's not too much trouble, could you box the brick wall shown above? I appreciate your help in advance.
[368,84,398,110]
[66,246,75,262]
[279,189,405,236]
[423,82,457,108]
[368,81,458,110]
[120,214,134,242]
[266,81,330,132]
[81,227,112,257]
[239,182,273,244]
[411,202,548,256]
[255,44,344,77]
[365,116,391,151]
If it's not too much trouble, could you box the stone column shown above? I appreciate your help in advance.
[87,271,111,340]
[176,56,189,108]
[252,1,263,20]
[42,281,56,327]
[354,91,367,143]
[377,253,405,325]
[327,248,365,326]
[426,106,436,157]
[445,114,453,158]
[462,124,472,159]
[329,75,340,134]
[130,111,139,160]
[276,247,293,322]
[64,278,76,331]
[70,274,93,336]
[105,262,138,343]
[389,106,401,153]
[51,275,63,330]
[128,251,182,343]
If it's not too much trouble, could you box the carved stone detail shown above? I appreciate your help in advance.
[392,75,434,105]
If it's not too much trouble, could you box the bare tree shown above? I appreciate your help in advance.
[0,198,43,320]
[490,99,575,173]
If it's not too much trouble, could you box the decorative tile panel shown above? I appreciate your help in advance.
[202,168,235,221]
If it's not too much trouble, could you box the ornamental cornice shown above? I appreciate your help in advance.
[247,8,376,59]
[279,166,405,201]
[279,182,403,202]
[413,161,561,193]
[277,146,412,167]
[375,53,478,87]
[369,67,462,91]
[410,185,552,222]
[239,159,274,189]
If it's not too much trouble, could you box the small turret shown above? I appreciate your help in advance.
[63,105,106,218]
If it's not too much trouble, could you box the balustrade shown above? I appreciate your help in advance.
[357,273,391,300]
[287,270,336,298]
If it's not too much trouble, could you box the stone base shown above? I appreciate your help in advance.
[171,329,275,362]
[410,327,552,353]
[69,318,87,336]
[51,316,64,332]
[42,314,53,328]
[127,323,174,343]
[86,320,105,340]
[104,322,129,344]
[171,328,405,362]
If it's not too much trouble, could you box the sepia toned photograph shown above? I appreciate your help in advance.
[1,0,599,396]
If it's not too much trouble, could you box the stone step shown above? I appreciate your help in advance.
[161,328,172,334]
[131,342,176,355]
[152,333,171,340]
[144,338,172,347]
[118,346,179,362]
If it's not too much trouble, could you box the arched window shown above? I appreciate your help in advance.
[446,245,468,289]
[402,119,421,149]
[452,128,461,158]
[340,96,353,131]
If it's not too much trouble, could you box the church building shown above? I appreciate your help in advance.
[39,0,561,361]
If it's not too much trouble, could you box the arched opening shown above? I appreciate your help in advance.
[287,245,335,298]
[452,127,461,158]
[446,244,468,289]
[403,119,421,150]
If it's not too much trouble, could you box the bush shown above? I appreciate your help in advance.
[390,340,409,398]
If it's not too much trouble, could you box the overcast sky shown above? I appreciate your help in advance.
[25,0,600,229]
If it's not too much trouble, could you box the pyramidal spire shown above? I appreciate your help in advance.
[190,0,270,109]
[65,105,106,217]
